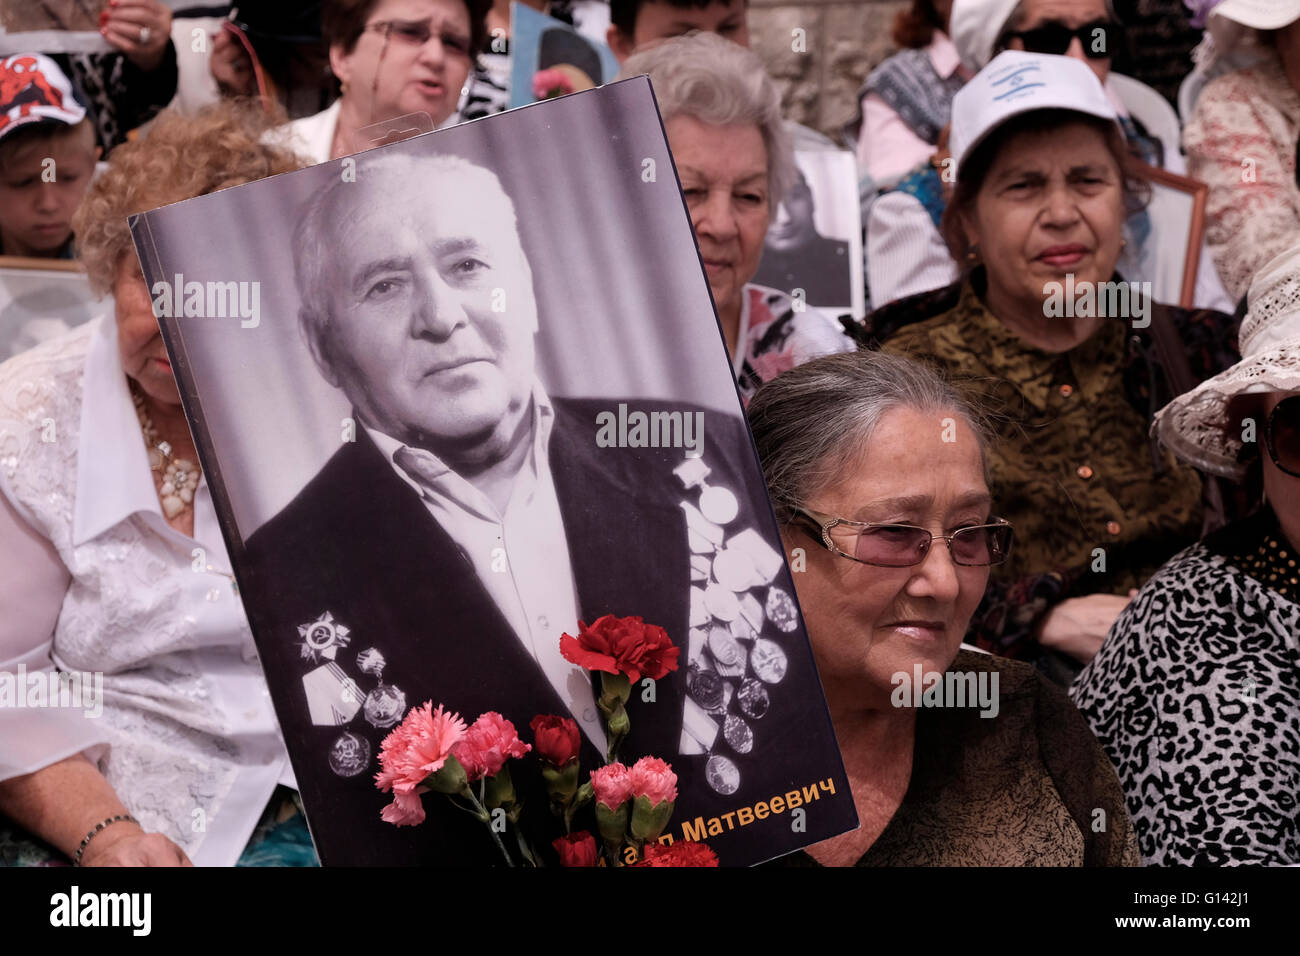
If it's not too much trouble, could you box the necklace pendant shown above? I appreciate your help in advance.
[147,447,164,470]
[162,494,184,519]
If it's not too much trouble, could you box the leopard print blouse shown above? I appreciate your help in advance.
[1071,509,1300,865]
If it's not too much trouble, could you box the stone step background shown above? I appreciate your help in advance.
[747,0,1204,143]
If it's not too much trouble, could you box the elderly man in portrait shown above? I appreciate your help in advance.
[752,166,852,307]
[238,150,811,866]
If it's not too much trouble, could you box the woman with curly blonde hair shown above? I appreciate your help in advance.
[0,101,314,867]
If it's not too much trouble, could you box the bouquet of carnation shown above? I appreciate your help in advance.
[374,614,717,867]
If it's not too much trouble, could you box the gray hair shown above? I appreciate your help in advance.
[616,31,796,221]
[746,350,991,524]
[292,152,519,373]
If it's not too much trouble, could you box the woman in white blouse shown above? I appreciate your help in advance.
[278,0,491,165]
[0,103,305,867]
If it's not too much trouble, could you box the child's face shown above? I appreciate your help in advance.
[0,130,98,257]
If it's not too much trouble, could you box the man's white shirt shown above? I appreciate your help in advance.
[363,383,607,752]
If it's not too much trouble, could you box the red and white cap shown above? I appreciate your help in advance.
[0,53,87,143]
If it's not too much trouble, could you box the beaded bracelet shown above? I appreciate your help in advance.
[74,814,139,866]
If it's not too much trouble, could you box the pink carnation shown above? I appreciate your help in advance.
[628,755,677,806]
[589,762,634,809]
[374,702,467,796]
[453,711,531,782]
[380,789,428,827]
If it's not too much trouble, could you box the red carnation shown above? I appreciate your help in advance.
[633,841,719,867]
[530,714,581,767]
[553,831,600,867]
[559,615,680,684]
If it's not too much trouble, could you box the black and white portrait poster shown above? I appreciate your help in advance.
[751,149,865,319]
[128,78,856,866]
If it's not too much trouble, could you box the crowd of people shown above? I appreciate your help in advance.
[0,0,1296,868]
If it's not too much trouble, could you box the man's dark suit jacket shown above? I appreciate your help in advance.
[238,397,841,865]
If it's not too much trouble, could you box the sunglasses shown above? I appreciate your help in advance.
[1266,395,1300,478]
[1001,19,1120,60]
[793,507,1015,568]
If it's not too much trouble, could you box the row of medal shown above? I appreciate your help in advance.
[293,610,409,778]
[674,457,799,796]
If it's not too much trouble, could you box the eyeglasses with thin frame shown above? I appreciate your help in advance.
[1265,395,1300,478]
[1000,19,1120,60]
[364,18,472,57]
[792,507,1015,568]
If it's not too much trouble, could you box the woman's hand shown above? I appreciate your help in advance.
[100,0,173,72]
[0,753,192,866]
[1035,591,1136,664]
[210,28,256,97]
[79,821,193,867]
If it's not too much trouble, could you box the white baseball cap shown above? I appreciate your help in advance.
[0,53,87,145]
[949,50,1119,172]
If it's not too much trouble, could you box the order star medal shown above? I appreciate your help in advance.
[297,611,351,663]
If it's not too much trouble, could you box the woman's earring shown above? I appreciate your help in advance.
[340,79,349,95]
[966,244,979,263]
[1120,237,1127,249]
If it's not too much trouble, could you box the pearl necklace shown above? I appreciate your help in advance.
[130,383,200,520]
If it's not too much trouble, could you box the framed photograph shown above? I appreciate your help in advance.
[129,77,856,866]
[751,149,866,319]
[508,2,620,109]
[1132,160,1207,310]
[0,258,99,362]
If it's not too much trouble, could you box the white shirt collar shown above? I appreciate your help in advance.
[280,100,341,166]
[364,380,557,506]
[731,284,754,376]
[73,315,169,546]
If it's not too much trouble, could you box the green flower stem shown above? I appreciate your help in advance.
[461,787,514,868]
[514,826,538,867]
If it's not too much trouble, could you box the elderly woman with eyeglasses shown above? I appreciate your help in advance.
[617,33,853,403]
[867,51,1240,682]
[749,350,1138,866]
[1073,247,1300,866]
[277,0,492,163]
